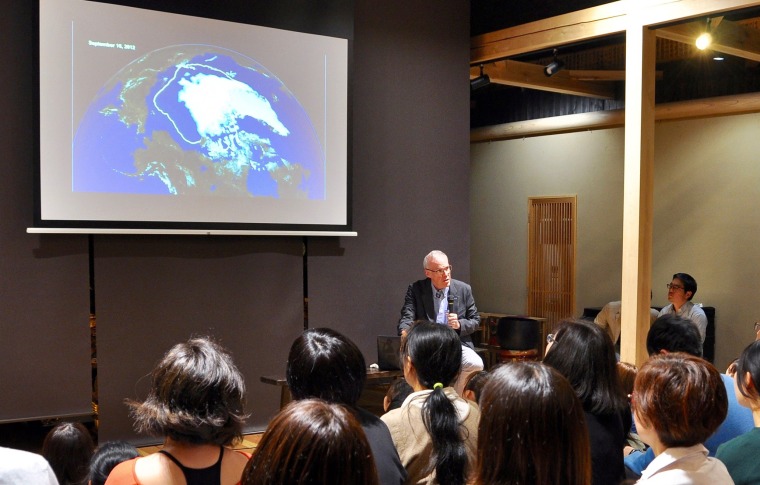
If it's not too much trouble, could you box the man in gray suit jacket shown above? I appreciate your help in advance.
[398,250,484,394]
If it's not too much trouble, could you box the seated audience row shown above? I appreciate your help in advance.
[11,311,757,485]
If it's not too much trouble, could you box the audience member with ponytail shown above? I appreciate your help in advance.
[381,321,479,485]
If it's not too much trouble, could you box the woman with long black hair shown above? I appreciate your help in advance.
[474,362,591,485]
[381,321,479,485]
[543,318,630,485]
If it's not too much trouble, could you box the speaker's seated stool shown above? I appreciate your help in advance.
[497,316,541,363]
[498,348,539,362]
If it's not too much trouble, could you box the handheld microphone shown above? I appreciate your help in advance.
[447,294,455,314]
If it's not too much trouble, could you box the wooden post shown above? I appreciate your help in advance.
[620,17,655,367]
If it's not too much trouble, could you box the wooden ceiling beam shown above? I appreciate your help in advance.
[566,70,663,81]
[709,19,760,61]
[470,91,760,142]
[471,0,760,65]
[655,19,715,45]
[634,0,760,28]
[471,61,616,99]
[567,70,626,81]
[658,18,760,62]
[470,2,628,65]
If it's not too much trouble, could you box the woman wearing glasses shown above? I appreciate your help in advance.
[543,319,630,485]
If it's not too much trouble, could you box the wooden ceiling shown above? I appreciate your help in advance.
[470,1,760,100]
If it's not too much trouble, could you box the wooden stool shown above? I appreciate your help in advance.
[498,349,539,363]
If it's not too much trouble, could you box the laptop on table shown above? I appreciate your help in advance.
[376,335,402,371]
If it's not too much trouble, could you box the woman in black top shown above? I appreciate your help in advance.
[544,319,630,485]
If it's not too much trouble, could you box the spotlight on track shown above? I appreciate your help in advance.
[470,64,490,91]
[544,49,564,77]
[696,18,713,51]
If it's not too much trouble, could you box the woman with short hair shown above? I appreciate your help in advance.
[474,362,591,485]
[106,337,249,485]
[634,352,732,483]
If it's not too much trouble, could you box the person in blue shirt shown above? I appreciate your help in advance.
[624,314,754,477]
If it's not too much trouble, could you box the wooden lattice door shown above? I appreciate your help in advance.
[527,196,576,332]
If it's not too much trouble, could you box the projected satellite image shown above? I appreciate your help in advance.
[73,45,324,198]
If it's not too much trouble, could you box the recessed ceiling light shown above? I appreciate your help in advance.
[713,56,725,61]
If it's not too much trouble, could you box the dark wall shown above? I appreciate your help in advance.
[0,0,471,440]
[0,0,92,422]
[309,0,471,357]
[95,236,304,442]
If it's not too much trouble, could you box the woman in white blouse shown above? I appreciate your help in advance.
[632,352,733,484]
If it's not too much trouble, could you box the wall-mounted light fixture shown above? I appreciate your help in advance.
[696,18,713,50]
[544,49,565,77]
[470,64,491,91]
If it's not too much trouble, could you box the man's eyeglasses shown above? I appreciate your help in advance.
[426,265,452,275]
[666,283,684,291]
[754,321,760,333]
[546,333,556,344]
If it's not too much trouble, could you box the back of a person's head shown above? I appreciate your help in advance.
[634,353,727,448]
[402,321,462,388]
[542,318,626,415]
[463,370,489,404]
[646,314,702,357]
[476,362,591,485]
[242,399,379,485]
[384,378,413,412]
[88,440,139,485]
[402,322,467,485]
[286,327,366,406]
[41,421,94,485]
[616,362,638,396]
[128,336,247,446]
[734,340,760,401]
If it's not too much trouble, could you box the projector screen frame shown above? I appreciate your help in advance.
[33,0,354,237]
